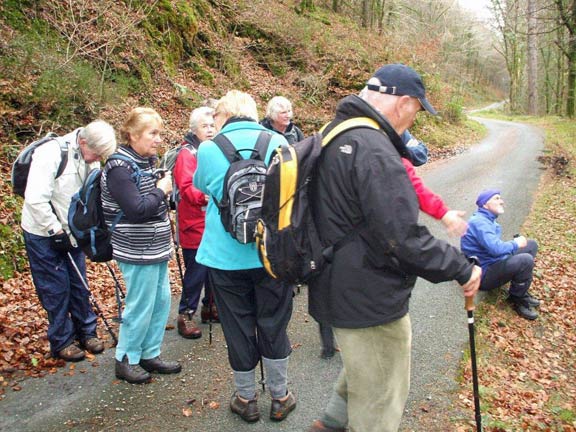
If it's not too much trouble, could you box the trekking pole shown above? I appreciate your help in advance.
[67,252,118,345]
[208,292,214,346]
[465,295,482,432]
[105,262,124,323]
[259,358,265,392]
[166,199,186,288]
[105,262,125,298]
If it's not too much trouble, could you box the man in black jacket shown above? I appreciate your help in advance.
[307,64,482,432]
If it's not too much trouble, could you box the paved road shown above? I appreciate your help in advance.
[0,116,544,432]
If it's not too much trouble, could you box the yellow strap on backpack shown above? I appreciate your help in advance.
[277,117,381,231]
[319,117,380,146]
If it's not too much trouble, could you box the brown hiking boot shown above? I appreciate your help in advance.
[115,355,151,384]
[230,392,259,423]
[57,343,85,362]
[81,337,104,354]
[270,391,296,421]
[200,304,219,323]
[177,313,202,339]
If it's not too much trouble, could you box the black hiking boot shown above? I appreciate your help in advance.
[139,356,181,374]
[508,295,539,320]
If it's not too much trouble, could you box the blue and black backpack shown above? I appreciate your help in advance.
[68,154,142,262]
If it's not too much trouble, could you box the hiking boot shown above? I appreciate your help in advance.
[115,355,151,384]
[270,391,296,421]
[57,343,85,362]
[307,419,347,432]
[525,293,541,308]
[201,304,219,323]
[177,313,202,339]
[508,295,539,320]
[139,356,182,374]
[81,337,104,354]
[230,392,260,423]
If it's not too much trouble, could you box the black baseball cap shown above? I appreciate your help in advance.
[367,64,438,115]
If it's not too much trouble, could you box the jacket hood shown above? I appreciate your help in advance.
[183,131,201,148]
[331,95,410,159]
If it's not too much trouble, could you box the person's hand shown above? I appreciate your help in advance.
[156,171,173,195]
[461,265,481,297]
[514,235,527,248]
[441,210,468,237]
[50,231,74,253]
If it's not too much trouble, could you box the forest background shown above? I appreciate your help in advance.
[0,0,575,430]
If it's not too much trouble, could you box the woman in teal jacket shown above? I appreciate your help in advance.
[194,90,296,423]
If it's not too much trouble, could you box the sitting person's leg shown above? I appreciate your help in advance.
[481,254,539,319]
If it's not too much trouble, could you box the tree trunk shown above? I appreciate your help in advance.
[526,0,538,115]
[332,0,339,13]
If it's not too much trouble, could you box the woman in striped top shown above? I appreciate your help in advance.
[101,107,181,384]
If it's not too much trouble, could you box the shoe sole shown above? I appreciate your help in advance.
[178,332,203,340]
[270,398,296,422]
[231,407,260,423]
[115,373,152,384]
[57,355,85,362]
[140,365,182,374]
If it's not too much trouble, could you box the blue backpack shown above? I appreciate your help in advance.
[68,154,143,262]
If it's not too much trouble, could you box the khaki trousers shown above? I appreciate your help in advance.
[333,314,411,432]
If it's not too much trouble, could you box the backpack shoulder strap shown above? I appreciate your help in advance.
[212,134,238,164]
[52,135,69,179]
[253,131,273,161]
[107,153,145,185]
[320,117,380,147]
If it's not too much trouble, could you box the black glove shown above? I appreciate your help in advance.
[50,232,74,253]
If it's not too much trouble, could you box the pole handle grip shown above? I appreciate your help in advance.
[465,296,475,311]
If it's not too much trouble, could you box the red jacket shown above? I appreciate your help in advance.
[402,158,448,220]
[173,141,207,249]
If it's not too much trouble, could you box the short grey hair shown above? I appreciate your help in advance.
[79,120,117,159]
[189,106,215,133]
[266,96,292,120]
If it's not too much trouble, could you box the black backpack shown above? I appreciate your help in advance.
[68,154,143,262]
[256,117,390,284]
[11,133,68,197]
[213,131,272,244]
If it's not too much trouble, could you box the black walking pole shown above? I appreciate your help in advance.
[67,252,118,345]
[466,295,482,432]
[105,262,124,323]
[105,262,125,298]
[259,358,266,392]
[166,199,186,288]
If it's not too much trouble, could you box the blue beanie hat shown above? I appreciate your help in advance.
[476,189,500,208]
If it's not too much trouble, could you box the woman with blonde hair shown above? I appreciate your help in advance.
[101,107,181,384]
[194,91,297,423]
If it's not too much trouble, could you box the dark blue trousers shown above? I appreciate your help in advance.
[178,248,209,314]
[480,239,538,297]
[23,231,98,354]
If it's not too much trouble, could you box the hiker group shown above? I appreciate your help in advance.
[15,63,541,432]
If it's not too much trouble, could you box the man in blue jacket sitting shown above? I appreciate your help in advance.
[461,189,540,320]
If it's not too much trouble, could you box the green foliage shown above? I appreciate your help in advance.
[137,0,204,74]
[443,95,465,124]
[0,196,26,281]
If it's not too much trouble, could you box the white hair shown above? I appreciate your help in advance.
[79,120,117,159]
[266,96,292,120]
[189,106,215,133]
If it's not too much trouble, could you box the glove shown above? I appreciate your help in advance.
[50,232,74,253]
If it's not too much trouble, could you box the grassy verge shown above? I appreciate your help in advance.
[454,113,576,431]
